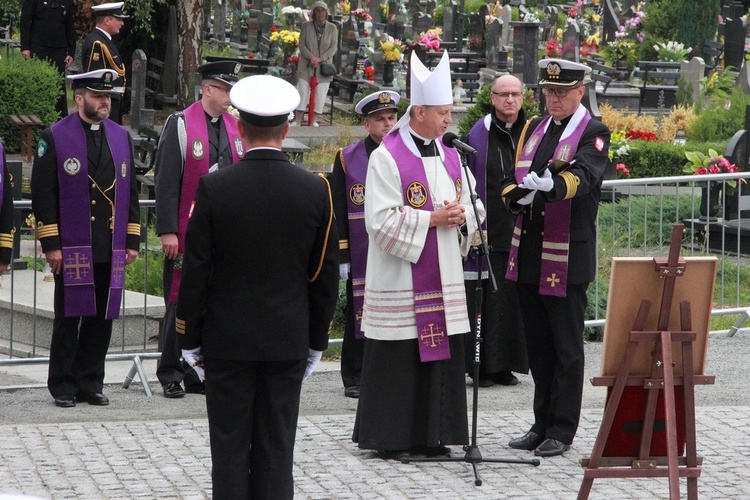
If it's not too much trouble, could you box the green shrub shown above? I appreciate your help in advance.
[0,56,60,153]
[457,84,492,137]
[125,251,165,296]
[626,140,726,178]
[689,88,750,142]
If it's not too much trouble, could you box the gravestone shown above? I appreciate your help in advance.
[468,12,484,54]
[681,57,705,105]
[412,12,432,37]
[724,104,750,220]
[725,17,746,70]
[561,20,580,62]
[129,49,154,132]
[499,5,512,48]
[511,20,541,86]
[602,0,620,45]
[486,19,502,70]
[738,60,750,94]
[426,0,437,16]
[246,9,261,52]
[443,1,457,45]
[340,17,359,77]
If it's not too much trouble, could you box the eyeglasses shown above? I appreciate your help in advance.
[491,91,524,100]
[208,84,230,94]
[541,86,581,98]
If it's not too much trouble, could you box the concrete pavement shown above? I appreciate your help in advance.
[0,335,749,498]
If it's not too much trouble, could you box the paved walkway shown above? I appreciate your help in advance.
[0,334,749,499]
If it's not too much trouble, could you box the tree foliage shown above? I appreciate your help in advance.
[676,0,721,52]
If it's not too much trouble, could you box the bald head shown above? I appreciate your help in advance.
[490,74,524,124]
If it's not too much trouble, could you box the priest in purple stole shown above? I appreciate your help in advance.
[0,143,13,272]
[154,60,243,399]
[502,59,610,457]
[331,90,399,400]
[353,51,485,459]
[31,69,140,408]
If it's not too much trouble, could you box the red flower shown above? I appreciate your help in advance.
[626,130,659,141]
[270,25,278,32]
[615,163,631,178]
[363,66,375,81]
[246,53,255,59]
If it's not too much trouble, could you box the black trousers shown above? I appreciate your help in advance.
[517,282,588,445]
[48,263,113,397]
[205,356,306,500]
[156,259,202,388]
[340,277,364,388]
[31,44,68,118]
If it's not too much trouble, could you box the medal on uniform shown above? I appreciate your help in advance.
[64,157,81,175]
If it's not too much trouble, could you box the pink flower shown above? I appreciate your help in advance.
[696,167,708,175]
[709,164,721,174]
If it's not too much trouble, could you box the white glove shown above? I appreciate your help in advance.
[521,169,554,192]
[516,190,537,206]
[303,349,323,381]
[182,347,206,382]
[339,263,350,280]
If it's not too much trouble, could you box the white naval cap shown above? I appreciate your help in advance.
[538,58,591,87]
[230,74,300,127]
[67,69,123,92]
[91,2,129,18]
[354,90,400,116]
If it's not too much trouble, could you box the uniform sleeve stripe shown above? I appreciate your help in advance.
[309,175,334,283]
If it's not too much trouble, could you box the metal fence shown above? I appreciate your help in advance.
[2,173,749,364]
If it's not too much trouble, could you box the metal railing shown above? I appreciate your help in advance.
[2,173,749,363]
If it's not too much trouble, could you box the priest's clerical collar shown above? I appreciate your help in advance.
[79,117,102,130]
[210,116,220,123]
[552,115,572,127]
[408,126,434,146]
[91,124,101,131]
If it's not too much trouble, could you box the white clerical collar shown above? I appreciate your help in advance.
[91,124,101,131]
[408,126,434,145]
[96,27,113,41]
[210,117,219,123]
[553,120,562,126]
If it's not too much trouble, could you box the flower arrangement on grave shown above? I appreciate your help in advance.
[653,41,690,62]
[379,38,404,63]
[363,58,375,81]
[416,28,441,52]
[626,129,659,141]
[684,149,741,191]
[270,28,300,57]
[337,0,350,15]
[599,9,644,71]
[608,130,630,163]
[380,2,389,20]
[615,163,631,179]
[351,8,372,22]
[281,5,303,27]
[546,39,562,58]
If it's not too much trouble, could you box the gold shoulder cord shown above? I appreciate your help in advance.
[91,41,126,78]
[514,116,537,166]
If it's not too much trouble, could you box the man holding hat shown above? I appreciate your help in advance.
[353,51,484,459]
[175,74,339,499]
[31,69,141,408]
[82,2,128,124]
[502,58,610,457]
[153,60,243,399]
[331,90,399,399]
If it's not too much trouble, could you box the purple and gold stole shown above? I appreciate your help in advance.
[506,107,590,297]
[51,114,131,319]
[382,132,462,362]
[342,140,369,339]
[169,103,242,303]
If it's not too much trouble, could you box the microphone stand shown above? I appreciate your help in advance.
[400,147,540,485]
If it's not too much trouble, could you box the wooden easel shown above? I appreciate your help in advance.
[578,225,715,500]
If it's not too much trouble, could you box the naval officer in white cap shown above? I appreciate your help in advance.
[502,58,610,457]
[175,74,339,499]
[353,51,484,459]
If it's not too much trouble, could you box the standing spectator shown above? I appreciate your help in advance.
[153,60,243,399]
[82,2,128,124]
[20,0,76,118]
[353,51,484,459]
[0,142,13,273]
[31,69,141,408]
[331,90,400,399]
[502,59,609,457]
[291,1,338,127]
[176,74,339,499]
[462,74,529,387]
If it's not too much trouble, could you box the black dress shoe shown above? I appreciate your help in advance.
[377,449,409,460]
[534,438,570,457]
[344,386,360,398]
[77,392,109,406]
[492,371,519,386]
[54,394,76,408]
[508,430,545,451]
[185,382,205,395]
[163,381,186,399]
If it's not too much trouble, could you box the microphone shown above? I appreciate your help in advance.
[442,132,478,156]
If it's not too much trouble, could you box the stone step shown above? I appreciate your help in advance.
[0,269,165,351]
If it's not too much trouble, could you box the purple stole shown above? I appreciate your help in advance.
[382,132,462,362]
[506,108,591,297]
[342,140,369,339]
[463,117,490,277]
[51,114,131,319]
[169,103,242,303]
[0,143,4,213]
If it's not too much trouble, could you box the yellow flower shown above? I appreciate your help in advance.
[556,28,562,40]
